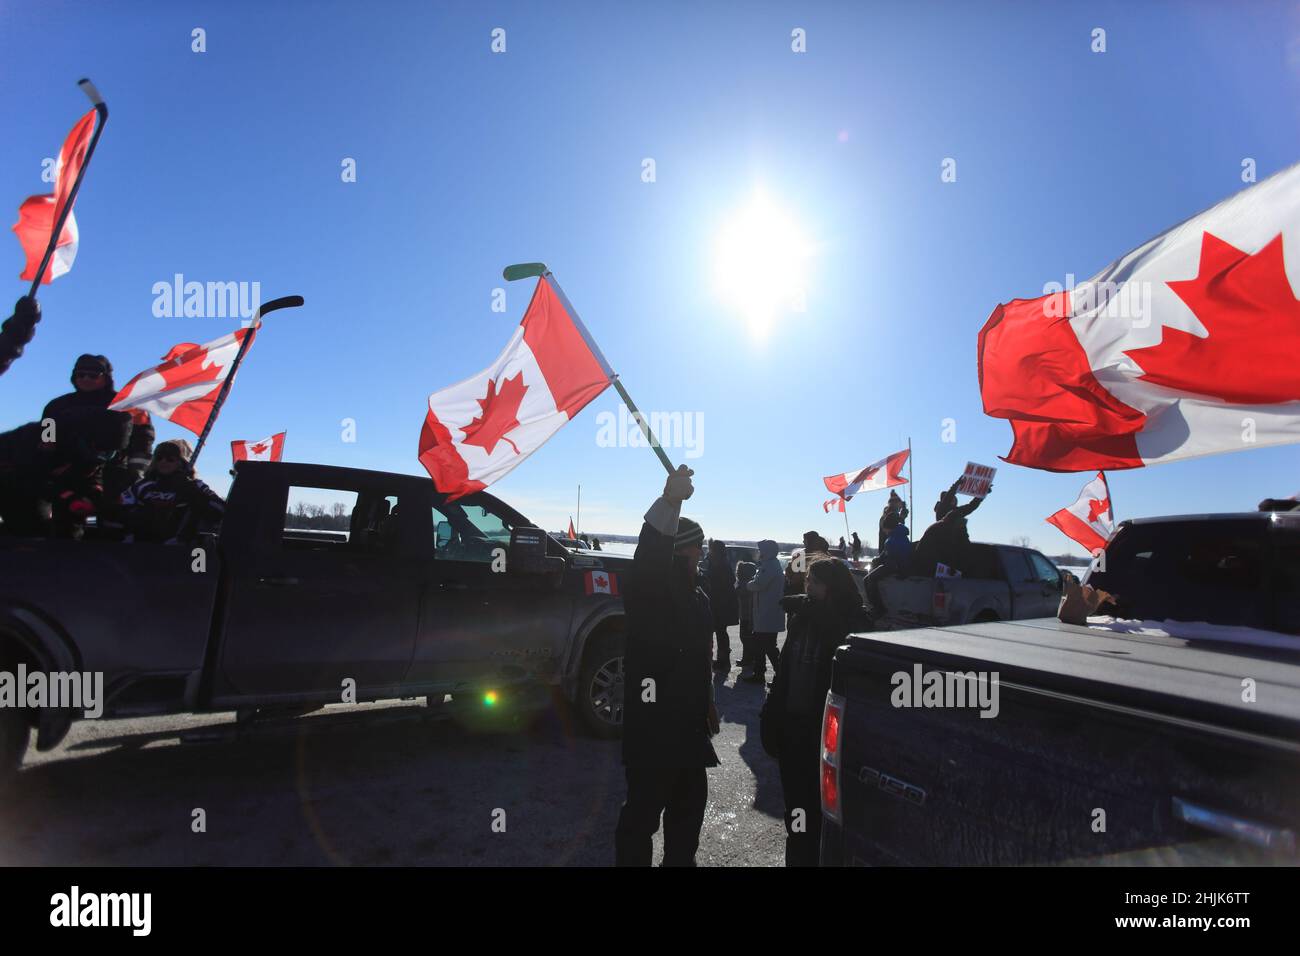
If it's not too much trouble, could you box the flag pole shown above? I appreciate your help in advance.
[26,79,109,300]
[842,499,851,556]
[190,295,304,468]
[502,263,676,476]
[576,484,581,537]
[907,436,914,536]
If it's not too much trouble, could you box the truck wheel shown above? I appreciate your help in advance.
[973,610,1000,623]
[0,707,29,791]
[576,630,625,739]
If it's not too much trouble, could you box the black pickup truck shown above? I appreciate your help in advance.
[0,460,632,783]
[821,511,1300,865]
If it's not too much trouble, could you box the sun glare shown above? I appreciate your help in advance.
[713,191,813,340]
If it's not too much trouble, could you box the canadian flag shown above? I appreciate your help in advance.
[13,109,96,284]
[823,449,910,502]
[823,497,846,513]
[584,569,619,596]
[1045,471,1115,555]
[419,277,613,501]
[979,163,1300,471]
[568,517,577,539]
[232,431,286,463]
[110,323,258,435]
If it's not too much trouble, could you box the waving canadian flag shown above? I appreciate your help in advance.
[13,109,96,284]
[232,431,286,463]
[823,448,910,502]
[110,323,258,435]
[980,163,1300,471]
[419,277,613,500]
[1046,472,1114,555]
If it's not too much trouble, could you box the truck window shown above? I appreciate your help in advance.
[283,487,404,554]
[431,500,514,564]
[997,548,1034,584]
[1027,552,1061,587]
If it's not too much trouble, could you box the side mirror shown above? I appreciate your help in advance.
[508,526,564,578]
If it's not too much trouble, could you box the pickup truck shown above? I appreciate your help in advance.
[862,542,1065,628]
[820,511,1300,865]
[0,460,632,784]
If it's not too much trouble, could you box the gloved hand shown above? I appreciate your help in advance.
[0,296,41,374]
[663,464,695,503]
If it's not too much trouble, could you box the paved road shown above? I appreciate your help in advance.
[1,627,789,867]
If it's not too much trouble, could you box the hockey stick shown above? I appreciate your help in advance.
[190,296,304,467]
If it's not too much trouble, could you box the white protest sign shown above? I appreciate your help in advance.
[956,462,996,498]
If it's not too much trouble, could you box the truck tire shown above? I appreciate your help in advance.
[576,629,625,739]
[0,706,29,791]
[973,610,1000,624]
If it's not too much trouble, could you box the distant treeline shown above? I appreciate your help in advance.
[285,501,350,531]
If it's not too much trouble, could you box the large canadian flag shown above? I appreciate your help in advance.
[419,277,613,500]
[232,431,286,463]
[1045,471,1114,555]
[110,323,258,435]
[979,163,1300,471]
[13,109,96,284]
[823,449,910,502]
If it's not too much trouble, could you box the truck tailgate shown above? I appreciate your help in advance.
[829,618,1300,865]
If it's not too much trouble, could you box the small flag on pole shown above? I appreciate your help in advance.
[13,108,97,284]
[232,432,286,464]
[1045,471,1115,555]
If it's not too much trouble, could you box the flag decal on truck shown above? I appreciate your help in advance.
[584,570,618,596]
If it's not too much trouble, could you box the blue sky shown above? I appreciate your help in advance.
[2,0,1298,554]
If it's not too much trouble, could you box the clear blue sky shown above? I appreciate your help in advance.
[2,0,1297,555]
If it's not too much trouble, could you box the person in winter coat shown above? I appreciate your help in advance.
[760,558,871,866]
[41,354,154,537]
[909,480,992,578]
[119,440,225,544]
[785,531,832,595]
[734,560,757,675]
[850,531,862,563]
[705,538,740,671]
[878,490,908,553]
[616,465,720,866]
[744,538,785,684]
[865,518,911,618]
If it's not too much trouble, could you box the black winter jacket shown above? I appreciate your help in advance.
[621,520,720,769]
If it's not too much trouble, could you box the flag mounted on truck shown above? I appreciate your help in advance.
[419,276,614,501]
[1045,471,1114,555]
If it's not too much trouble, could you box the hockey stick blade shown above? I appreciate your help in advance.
[250,295,305,321]
[502,262,548,282]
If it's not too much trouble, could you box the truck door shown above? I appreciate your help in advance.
[217,479,423,700]
[406,495,575,693]
[997,548,1059,619]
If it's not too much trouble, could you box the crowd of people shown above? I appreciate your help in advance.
[616,465,999,867]
[0,331,224,544]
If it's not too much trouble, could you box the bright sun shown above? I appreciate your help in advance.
[713,191,813,340]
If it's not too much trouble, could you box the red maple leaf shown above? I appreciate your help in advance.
[1124,232,1300,404]
[249,442,269,455]
[1087,496,1109,523]
[461,372,527,455]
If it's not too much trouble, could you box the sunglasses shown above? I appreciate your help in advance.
[75,369,106,379]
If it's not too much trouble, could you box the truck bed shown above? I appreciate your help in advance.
[825,618,1300,865]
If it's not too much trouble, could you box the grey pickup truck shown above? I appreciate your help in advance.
[864,542,1066,628]
[0,460,632,783]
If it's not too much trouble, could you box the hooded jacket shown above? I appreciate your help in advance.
[747,539,786,633]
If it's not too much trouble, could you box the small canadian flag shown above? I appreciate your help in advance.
[232,431,286,463]
[584,569,619,596]
[1045,471,1114,555]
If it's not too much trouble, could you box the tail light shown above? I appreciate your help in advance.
[821,691,845,823]
[932,581,949,623]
